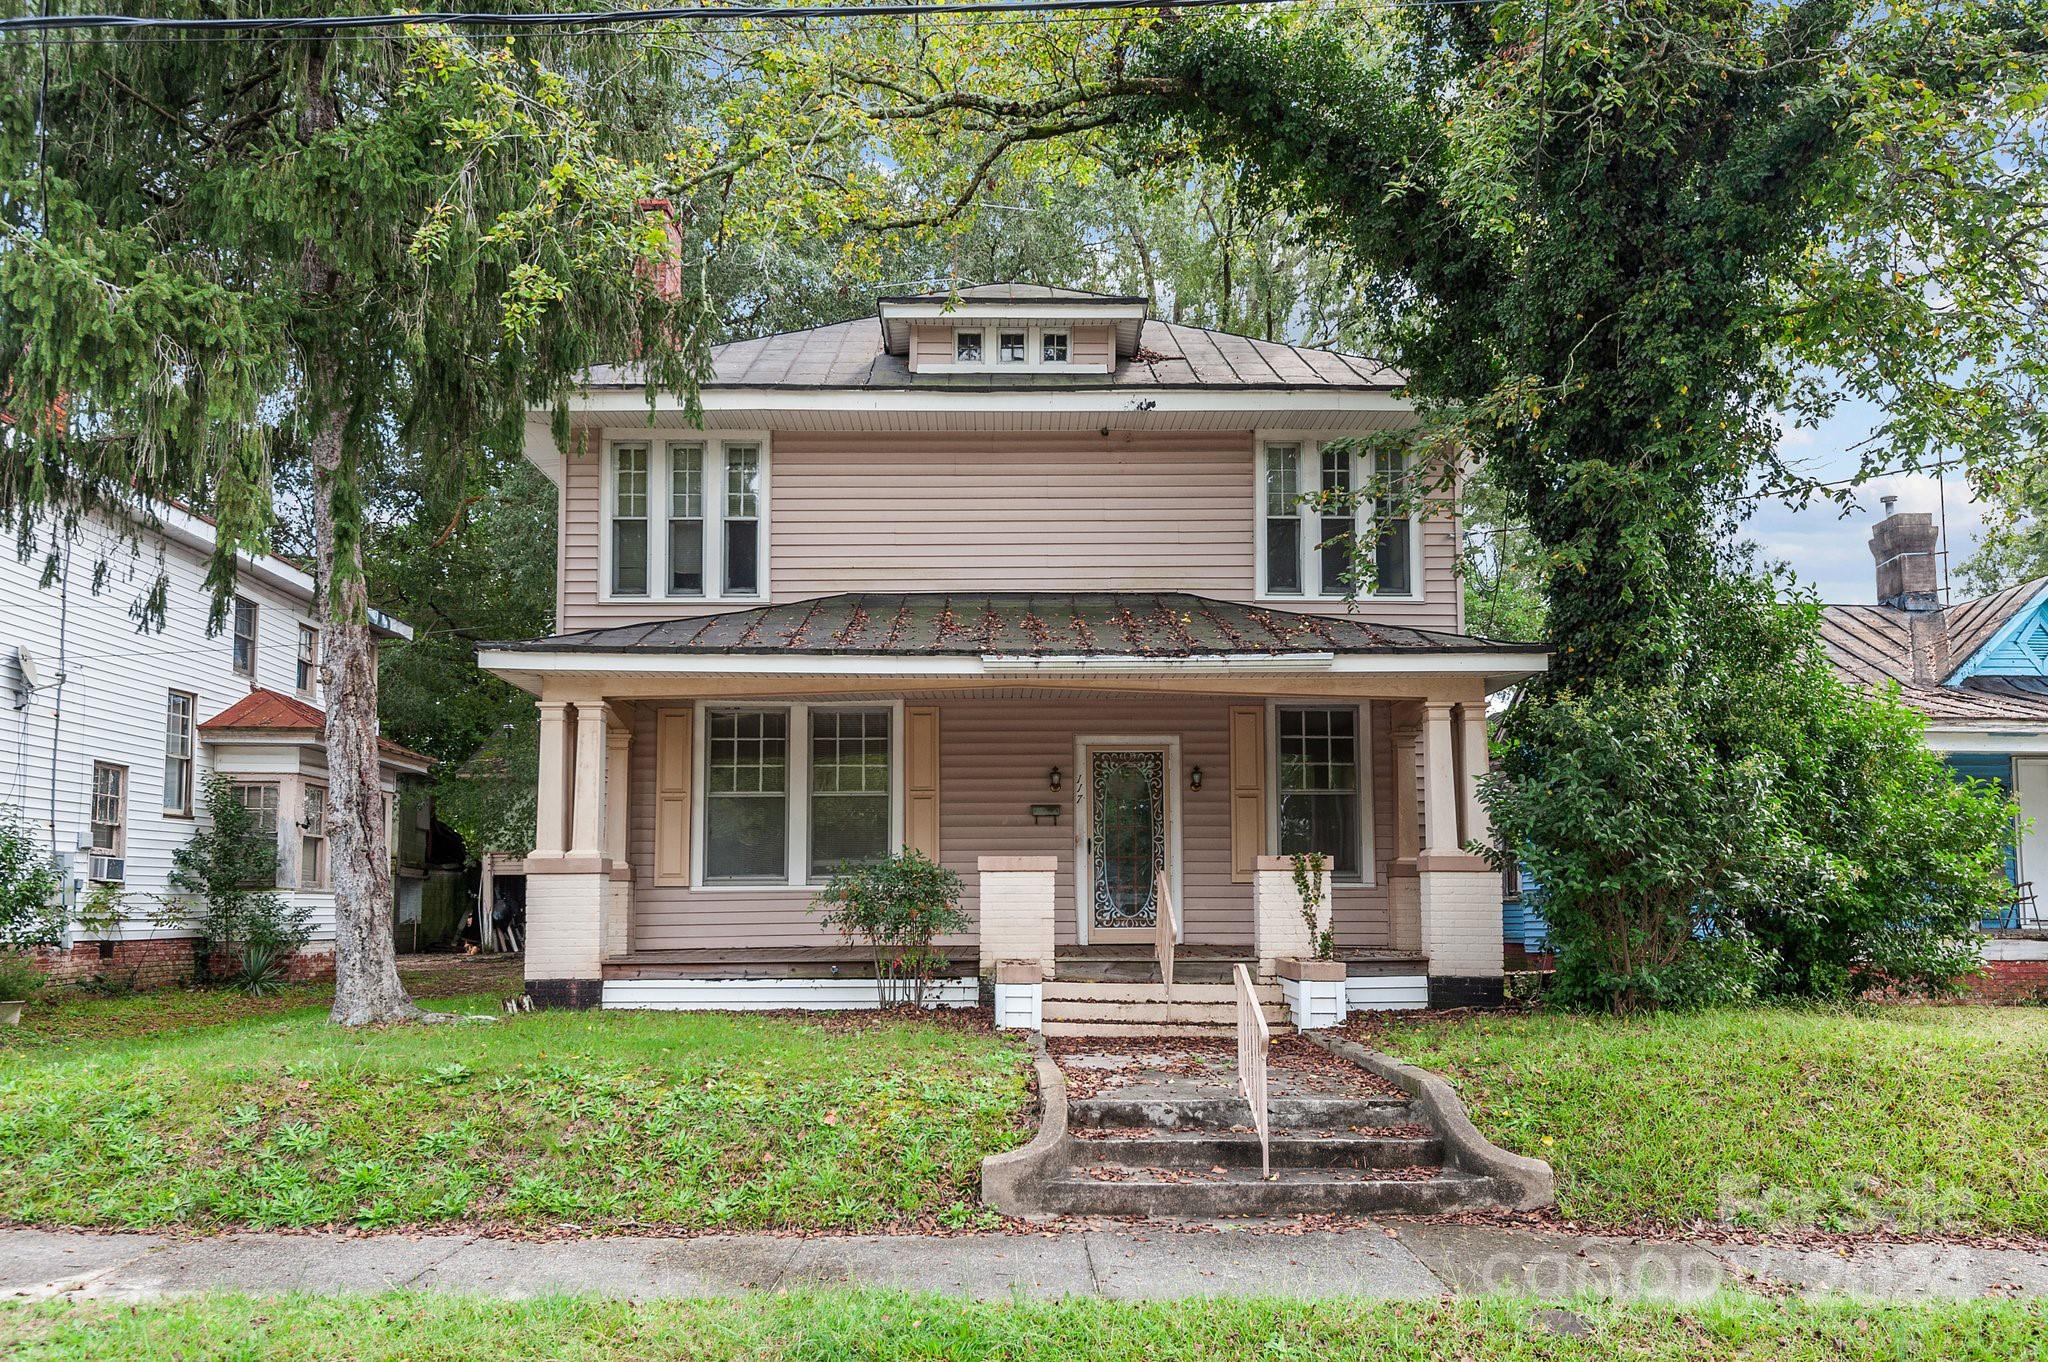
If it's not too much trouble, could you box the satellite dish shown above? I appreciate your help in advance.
[14,648,41,705]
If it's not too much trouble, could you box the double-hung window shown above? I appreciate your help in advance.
[163,691,195,815]
[609,439,767,600]
[300,785,328,890]
[1259,440,1415,599]
[232,782,281,887]
[701,703,897,886]
[1275,706,1364,882]
[90,763,126,882]
[231,597,258,676]
[296,625,320,698]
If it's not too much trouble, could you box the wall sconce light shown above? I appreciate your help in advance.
[1189,766,1204,791]
[1048,766,1063,792]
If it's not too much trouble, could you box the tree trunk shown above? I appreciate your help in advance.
[297,40,421,1026]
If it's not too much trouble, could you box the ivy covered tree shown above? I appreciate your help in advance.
[0,13,713,1023]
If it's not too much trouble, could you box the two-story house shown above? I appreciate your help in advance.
[480,285,1548,1027]
[1820,501,2048,999]
[1,498,429,985]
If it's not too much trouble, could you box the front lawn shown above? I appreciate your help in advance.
[2,1291,2039,1361]
[0,983,1027,1232]
[1359,1004,2048,1235]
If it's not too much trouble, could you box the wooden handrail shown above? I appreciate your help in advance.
[1154,869,1176,996]
[1233,962,1271,1180]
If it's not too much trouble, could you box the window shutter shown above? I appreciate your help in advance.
[655,708,692,886]
[905,705,940,859]
[1229,705,1265,882]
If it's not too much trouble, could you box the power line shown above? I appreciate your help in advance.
[0,0,1500,39]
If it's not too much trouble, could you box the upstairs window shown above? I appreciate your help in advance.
[607,439,768,600]
[954,330,984,362]
[1042,331,1069,363]
[163,692,195,816]
[998,331,1027,363]
[611,443,650,596]
[296,625,320,698]
[232,598,258,676]
[1259,440,1415,599]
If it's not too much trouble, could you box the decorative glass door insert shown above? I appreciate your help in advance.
[1089,750,1166,933]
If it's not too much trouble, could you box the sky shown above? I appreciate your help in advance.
[1741,397,1988,606]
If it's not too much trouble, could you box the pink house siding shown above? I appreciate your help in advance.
[558,431,1463,633]
[624,693,1400,954]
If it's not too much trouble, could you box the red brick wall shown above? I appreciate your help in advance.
[28,940,334,990]
[1967,959,2048,1005]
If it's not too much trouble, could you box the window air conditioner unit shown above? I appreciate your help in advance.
[89,855,125,884]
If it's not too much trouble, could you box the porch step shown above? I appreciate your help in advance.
[1042,1166,1499,1219]
[1042,1020,1294,1040]
[1068,1094,1420,1132]
[1042,980,1272,1004]
[1041,1000,1291,1027]
[1076,1130,1443,1171]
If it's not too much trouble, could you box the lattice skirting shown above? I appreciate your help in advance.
[602,977,981,1011]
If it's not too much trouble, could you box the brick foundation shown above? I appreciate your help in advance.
[26,939,334,991]
[1966,959,2048,1005]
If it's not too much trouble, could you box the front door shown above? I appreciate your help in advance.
[1081,745,1175,941]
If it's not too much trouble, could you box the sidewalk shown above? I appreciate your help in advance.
[5,1224,2046,1304]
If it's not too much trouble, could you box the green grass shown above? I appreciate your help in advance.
[1357,1004,2048,1234]
[0,980,1027,1232]
[3,1291,2041,1360]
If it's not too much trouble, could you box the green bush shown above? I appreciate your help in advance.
[162,776,313,990]
[810,849,968,1007]
[1490,573,2014,1012]
[0,802,63,952]
[0,950,44,1001]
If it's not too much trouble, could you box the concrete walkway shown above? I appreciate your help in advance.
[4,1225,2045,1305]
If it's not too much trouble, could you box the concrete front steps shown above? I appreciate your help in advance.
[1046,1090,1507,1218]
[1040,979,1293,1039]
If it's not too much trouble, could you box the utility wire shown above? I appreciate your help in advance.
[0,0,1502,38]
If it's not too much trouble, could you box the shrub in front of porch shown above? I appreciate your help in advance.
[812,850,970,1007]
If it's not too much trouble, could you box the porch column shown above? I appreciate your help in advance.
[603,710,634,960]
[524,696,611,1009]
[1458,703,1492,848]
[1420,701,1460,852]
[570,702,609,859]
[1387,708,1423,954]
[1417,698,1505,1008]
[533,701,572,858]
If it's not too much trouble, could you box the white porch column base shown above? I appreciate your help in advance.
[978,856,1056,978]
[1252,855,1330,981]
[524,867,608,1008]
[991,962,1045,1030]
[1278,958,1347,1030]
[1418,852,1506,1007]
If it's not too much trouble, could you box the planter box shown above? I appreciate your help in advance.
[1277,958,1346,1030]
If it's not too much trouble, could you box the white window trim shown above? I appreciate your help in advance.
[231,597,259,677]
[1071,734,1184,947]
[90,761,128,881]
[163,690,197,817]
[1253,434,1424,603]
[689,698,906,891]
[1266,700,1376,887]
[922,324,1097,375]
[295,624,321,700]
[299,780,329,891]
[598,432,771,604]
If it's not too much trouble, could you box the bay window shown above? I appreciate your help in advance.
[1258,439,1416,599]
[606,437,768,600]
[1275,706,1364,882]
[700,703,898,886]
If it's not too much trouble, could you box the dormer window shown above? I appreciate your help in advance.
[955,330,984,362]
[1042,331,1069,363]
[998,331,1027,363]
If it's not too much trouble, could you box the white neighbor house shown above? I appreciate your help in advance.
[1,499,428,979]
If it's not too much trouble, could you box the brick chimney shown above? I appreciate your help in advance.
[635,198,685,301]
[1869,496,1949,682]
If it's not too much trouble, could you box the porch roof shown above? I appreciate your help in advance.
[484,592,1545,663]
